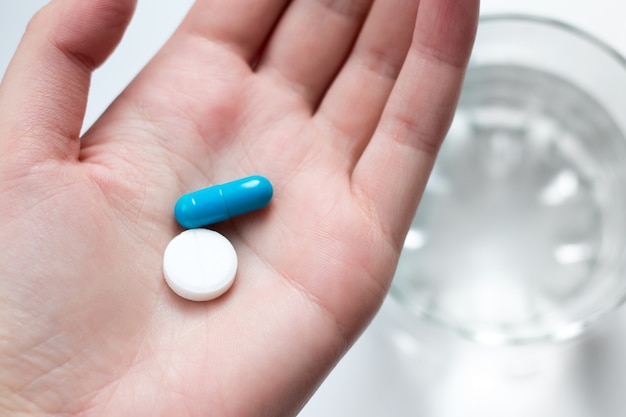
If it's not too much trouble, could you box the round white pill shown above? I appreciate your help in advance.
[163,229,237,301]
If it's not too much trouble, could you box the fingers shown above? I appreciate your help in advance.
[0,0,136,164]
[314,0,419,161]
[256,0,374,106]
[352,0,479,244]
[178,0,291,63]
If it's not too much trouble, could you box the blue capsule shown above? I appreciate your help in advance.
[175,175,273,229]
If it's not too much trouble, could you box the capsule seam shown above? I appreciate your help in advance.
[218,187,232,219]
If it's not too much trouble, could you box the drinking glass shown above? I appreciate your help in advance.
[390,15,626,344]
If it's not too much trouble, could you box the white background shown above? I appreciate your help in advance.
[2,1,626,416]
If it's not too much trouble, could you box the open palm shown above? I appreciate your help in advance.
[0,0,477,415]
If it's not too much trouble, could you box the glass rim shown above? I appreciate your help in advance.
[478,14,626,73]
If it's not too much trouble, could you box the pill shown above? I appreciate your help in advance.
[163,229,237,301]
[175,175,273,229]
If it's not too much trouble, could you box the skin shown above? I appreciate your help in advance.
[0,0,478,415]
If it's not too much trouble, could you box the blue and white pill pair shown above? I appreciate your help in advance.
[163,176,273,301]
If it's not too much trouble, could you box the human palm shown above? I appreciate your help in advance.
[0,0,478,415]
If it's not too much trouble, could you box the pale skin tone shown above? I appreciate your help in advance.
[0,0,478,415]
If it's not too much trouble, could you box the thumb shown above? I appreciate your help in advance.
[0,0,136,165]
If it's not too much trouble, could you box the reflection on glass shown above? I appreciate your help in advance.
[391,17,626,344]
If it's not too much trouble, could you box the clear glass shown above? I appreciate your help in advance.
[390,15,626,344]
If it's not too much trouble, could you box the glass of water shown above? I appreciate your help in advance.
[391,15,626,344]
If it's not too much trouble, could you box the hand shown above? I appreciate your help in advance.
[0,0,478,415]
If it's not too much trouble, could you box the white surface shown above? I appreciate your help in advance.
[2,1,626,416]
[164,229,237,301]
